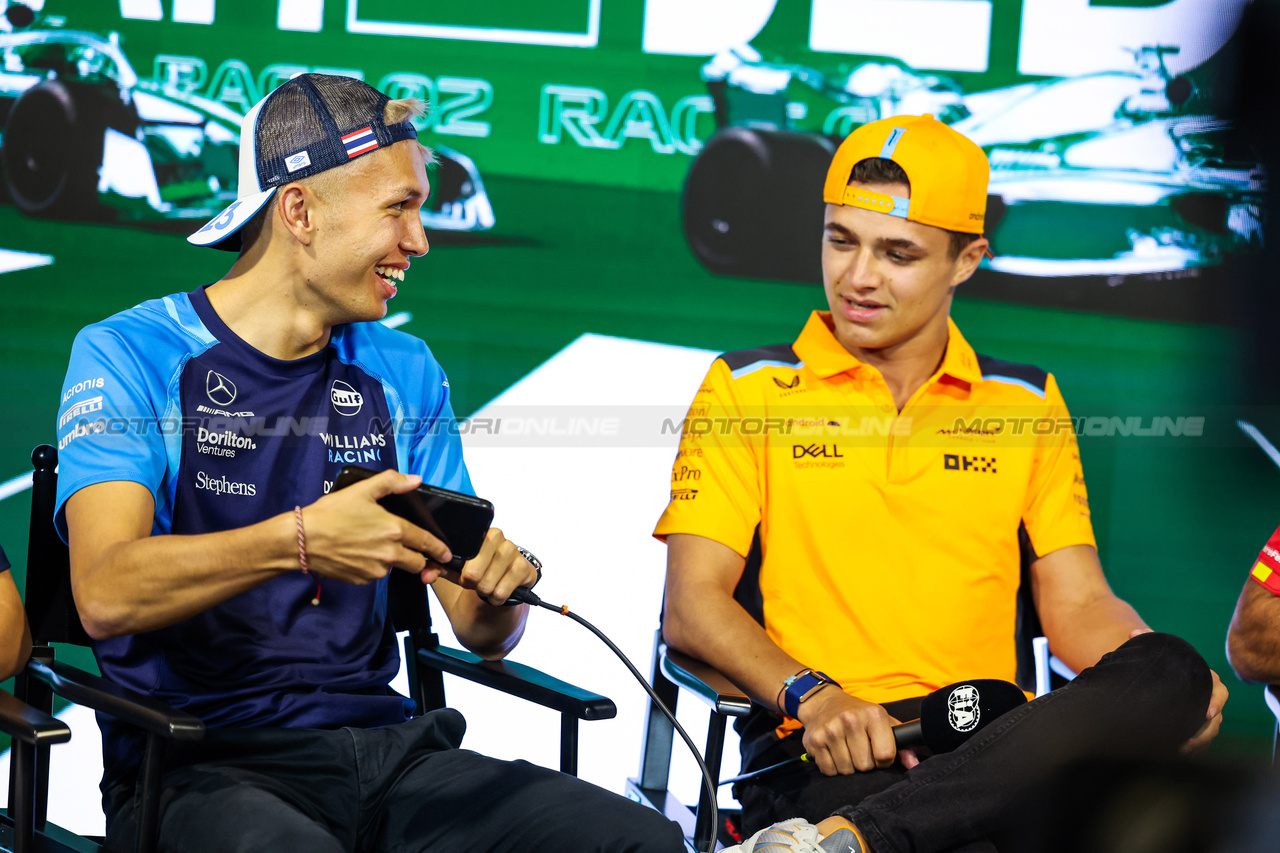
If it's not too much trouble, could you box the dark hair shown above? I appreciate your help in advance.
[848,157,981,258]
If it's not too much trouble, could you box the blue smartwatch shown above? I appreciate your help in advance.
[782,669,839,718]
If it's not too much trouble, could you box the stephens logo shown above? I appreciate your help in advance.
[194,471,257,497]
[206,370,238,406]
[331,380,364,416]
[944,454,997,473]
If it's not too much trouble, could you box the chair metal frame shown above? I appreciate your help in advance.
[627,529,1077,853]
[2,445,616,853]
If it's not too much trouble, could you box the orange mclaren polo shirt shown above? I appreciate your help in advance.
[654,311,1095,715]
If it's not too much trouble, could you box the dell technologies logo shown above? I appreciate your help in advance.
[331,380,364,416]
[793,444,842,459]
[206,370,237,406]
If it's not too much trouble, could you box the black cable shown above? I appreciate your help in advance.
[512,588,720,849]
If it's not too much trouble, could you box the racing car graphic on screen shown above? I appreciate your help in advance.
[683,44,1263,281]
[0,5,494,231]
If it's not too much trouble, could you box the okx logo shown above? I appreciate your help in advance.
[793,444,842,459]
[944,454,996,473]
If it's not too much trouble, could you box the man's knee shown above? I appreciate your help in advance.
[1092,632,1212,739]
[1115,632,1210,699]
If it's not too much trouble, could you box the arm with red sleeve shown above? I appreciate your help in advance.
[1227,526,1280,684]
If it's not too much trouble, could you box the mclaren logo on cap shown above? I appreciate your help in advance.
[341,126,378,159]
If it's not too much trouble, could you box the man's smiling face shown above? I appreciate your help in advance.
[820,179,971,357]
[305,140,431,323]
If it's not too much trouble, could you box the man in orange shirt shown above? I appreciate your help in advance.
[656,116,1228,852]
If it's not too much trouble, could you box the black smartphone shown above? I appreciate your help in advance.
[333,466,494,564]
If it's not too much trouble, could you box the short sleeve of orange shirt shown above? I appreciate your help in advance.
[1023,372,1095,558]
[1248,526,1280,596]
[655,357,763,559]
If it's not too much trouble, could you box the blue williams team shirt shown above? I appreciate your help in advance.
[53,285,473,788]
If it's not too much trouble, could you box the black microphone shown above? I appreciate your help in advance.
[719,678,1028,786]
[892,678,1028,753]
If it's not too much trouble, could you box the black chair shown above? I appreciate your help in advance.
[4,445,616,853]
[1264,685,1280,763]
[0,688,72,853]
[628,529,1072,853]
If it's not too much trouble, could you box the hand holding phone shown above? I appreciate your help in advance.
[333,466,536,605]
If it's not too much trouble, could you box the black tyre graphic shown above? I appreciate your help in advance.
[682,128,835,281]
[2,81,105,216]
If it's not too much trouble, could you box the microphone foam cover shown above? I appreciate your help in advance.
[918,679,1028,754]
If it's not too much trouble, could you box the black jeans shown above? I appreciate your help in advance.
[735,632,1211,853]
[104,709,685,853]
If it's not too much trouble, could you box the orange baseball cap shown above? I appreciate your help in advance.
[823,114,990,239]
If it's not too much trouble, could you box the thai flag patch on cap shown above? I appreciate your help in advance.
[341,126,378,159]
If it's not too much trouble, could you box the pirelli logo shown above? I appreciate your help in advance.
[944,454,996,473]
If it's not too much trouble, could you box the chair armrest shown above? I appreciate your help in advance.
[27,659,205,741]
[418,645,616,721]
[659,644,752,717]
[0,688,71,745]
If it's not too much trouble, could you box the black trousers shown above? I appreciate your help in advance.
[735,632,1212,853]
[104,709,685,853]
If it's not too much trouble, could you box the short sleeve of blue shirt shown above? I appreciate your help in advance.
[54,308,197,541]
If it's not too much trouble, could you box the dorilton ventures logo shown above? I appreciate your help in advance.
[331,380,364,416]
[206,370,237,406]
[194,471,257,496]
[944,454,997,473]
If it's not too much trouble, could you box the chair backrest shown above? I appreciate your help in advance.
[26,446,92,648]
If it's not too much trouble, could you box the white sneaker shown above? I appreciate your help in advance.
[724,818,865,852]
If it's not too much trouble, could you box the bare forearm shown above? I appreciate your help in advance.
[0,576,31,680]
[74,512,296,640]
[664,579,802,710]
[1042,594,1147,674]
[1228,585,1280,683]
[449,596,528,660]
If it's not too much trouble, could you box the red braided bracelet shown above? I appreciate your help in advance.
[295,505,321,606]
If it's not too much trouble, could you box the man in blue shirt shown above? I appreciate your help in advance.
[55,74,681,853]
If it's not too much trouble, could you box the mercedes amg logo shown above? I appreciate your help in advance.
[206,371,237,406]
